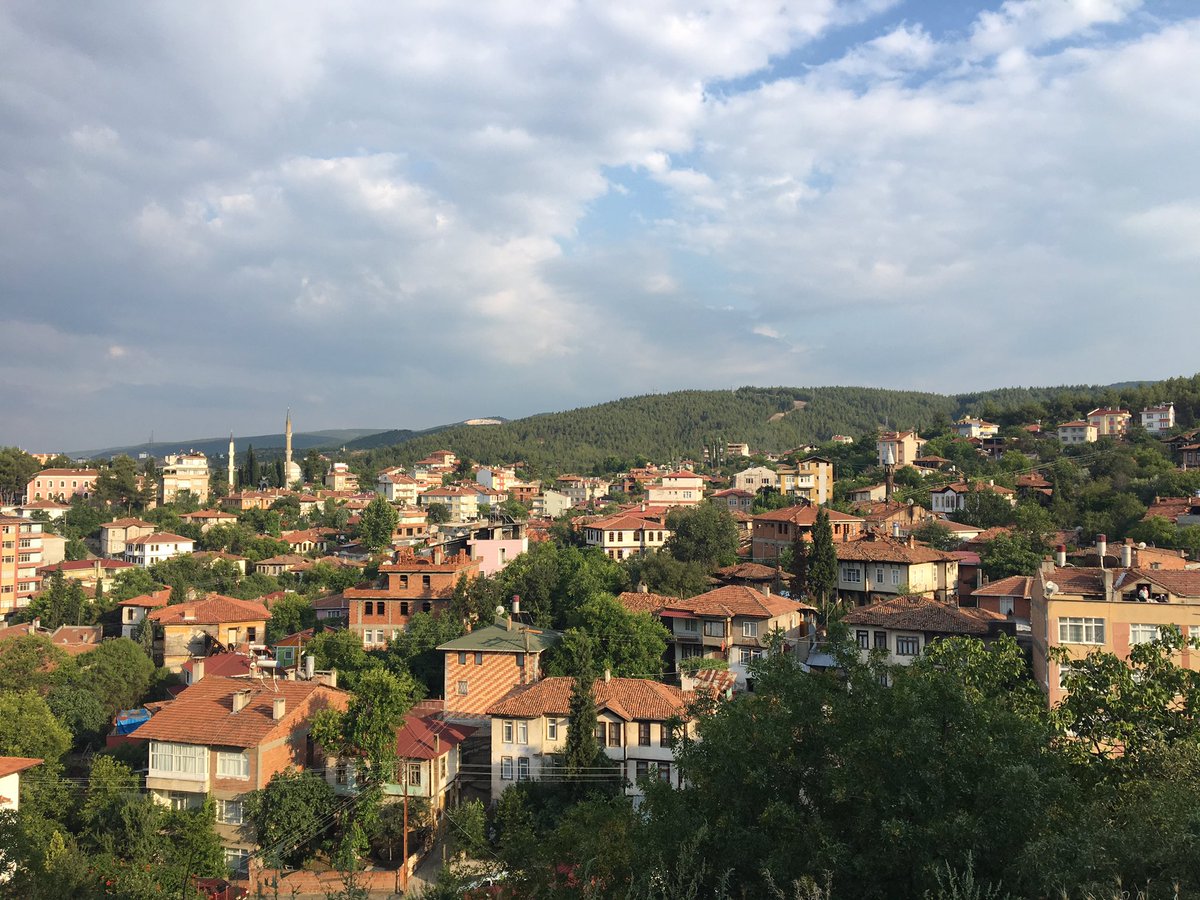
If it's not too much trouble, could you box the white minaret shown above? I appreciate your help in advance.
[228,433,235,490]
[285,409,293,474]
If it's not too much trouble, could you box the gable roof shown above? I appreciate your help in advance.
[395,716,476,759]
[487,677,688,721]
[0,756,43,778]
[834,535,958,564]
[753,505,863,526]
[615,591,676,615]
[118,588,172,608]
[125,532,194,546]
[148,594,269,626]
[101,518,155,530]
[971,576,1034,599]
[132,676,347,748]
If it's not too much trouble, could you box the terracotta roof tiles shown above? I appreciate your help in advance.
[488,677,688,721]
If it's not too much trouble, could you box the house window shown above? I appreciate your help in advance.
[517,722,528,745]
[636,760,650,780]
[422,601,432,613]
[891,569,901,585]
[1130,624,1163,645]
[875,568,884,583]
[516,652,525,668]
[655,762,671,782]
[738,647,764,665]
[1058,665,1080,690]
[742,621,758,638]
[873,631,887,650]
[364,601,373,615]
[440,756,448,780]
[150,742,207,777]
[517,757,530,782]
[458,652,467,665]
[607,722,622,747]
[1189,625,1200,645]
[1058,617,1105,645]
[896,636,920,656]
[217,751,250,779]
[638,722,651,746]
[457,681,469,695]
[660,725,673,748]
[216,798,243,824]
[681,618,699,633]
[503,721,514,743]
[224,848,250,876]
[856,630,870,650]
[422,575,431,589]
[162,790,201,811]
[595,722,606,742]
[407,763,421,786]
[998,597,1015,615]
[501,757,514,780]
[703,621,725,638]
[475,652,483,666]
[842,567,861,583]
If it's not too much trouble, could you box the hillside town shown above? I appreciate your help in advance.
[4,394,1200,898]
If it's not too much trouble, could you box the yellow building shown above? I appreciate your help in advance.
[777,456,834,505]
[1032,560,1200,706]
[147,593,270,671]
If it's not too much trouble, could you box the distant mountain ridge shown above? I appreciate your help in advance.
[347,375,1200,472]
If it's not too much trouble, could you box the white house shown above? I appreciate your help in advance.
[123,532,195,567]
[732,466,778,494]
[485,675,690,801]
[1141,404,1176,434]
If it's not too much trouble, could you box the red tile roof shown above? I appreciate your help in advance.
[971,576,1034,599]
[615,591,676,615]
[713,562,779,582]
[102,518,155,529]
[834,535,958,564]
[132,676,347,748]
[148,594,269,626]
[488,677,688,721]
[753,505,863,526]
[842,596,996,635]
[0,756,43,778]
[125,532,193,546]
[118,588,172,608]
[665,584,806,619]
[395,716,475,759]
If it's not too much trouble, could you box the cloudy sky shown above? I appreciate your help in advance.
[3,0,1199,450]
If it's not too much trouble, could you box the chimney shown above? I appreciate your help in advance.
[891,521,901,539]
[31,617,41,632]
[193,658,205,682]
[303,654,315,680]
[512,594,521,618]
[232,689,252,713]
[1096,533,1107,566]
[1121,539,1133,569]
[907,534,915,549]
[272,697,286,721]
[1055,545,1067,567]
[603,668,611,683]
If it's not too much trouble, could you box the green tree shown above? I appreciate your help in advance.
[307,628,381,690]
[384,611,465,695]
[979,532,1044,581]
[76,637,156,716]
[664,502,739,568]
[265,593,317,643]
[92,456,143,510]
[245,768,339,867]
[0,691,72,760]
[787,531,809,598]
[0,633,72,693]
[910,520,961,552]
[956,486,1017,529]
[807,508,838,605]
[358,496,399,551]
[19,571,90,628]
[562,642,606,793]
[625,551,708,599]
[425,502,451,525]
[0,446,42,505]
[46,684,109,748]
[546,593,669,678]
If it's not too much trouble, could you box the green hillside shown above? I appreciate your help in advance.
[350,375,1200,474]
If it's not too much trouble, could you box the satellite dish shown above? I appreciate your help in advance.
[1137,542,1147,550]
[495,605,505,618]
[1044,581,1059,597]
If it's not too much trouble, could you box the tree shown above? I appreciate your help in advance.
[910,520,961,552]
[957,486,1017,529]
[46,684,108,748]
[546,594,669,678]
[307,628,381,690]
[92,456,143,510]
[265,593,317,643]
[664,503,739,568]
[358,496,399,551]
[425,502,451,525]
[0,633,73,694]
[979,532,1044,580]
[807,508,838,605]
[384,611,465,695]
[19,571,90,628]
[562,642,607,793]
[246,768,339,868]
[787,532,809,598]
[76,637,156,716]
[0,691,72,760]
[625,551,708,599]
[0,446,41,505]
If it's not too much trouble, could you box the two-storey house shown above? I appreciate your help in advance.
[124,532,195,567]
[438,615,561,721]
[135,676,347,873]
[580,510,670,561]
[118,587,172,638]
[99,518,156,557]
[929,481,1017,516]
[834,534,960,604]
[486,675,691,801]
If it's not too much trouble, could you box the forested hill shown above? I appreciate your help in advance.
[350,375,1200,473]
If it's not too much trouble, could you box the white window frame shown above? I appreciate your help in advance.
[150,741,208,778]
[517,757,530,782]
[217,750,250,779]
[1130,623,1160,646]
[546,718,558,741]
[896,636,920,656]
[742,621,758,638]
[1058,617,1105,645]
[216,798,244,824]
[500,756,513,780]
[517,721,528,745]
[503,720,514,744]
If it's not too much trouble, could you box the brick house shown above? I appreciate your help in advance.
[750,505,864,563]
[134,676,347,873]
[344,549,480,648]
[147,594,270,671]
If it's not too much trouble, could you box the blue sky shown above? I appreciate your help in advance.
[1,0,1198,450]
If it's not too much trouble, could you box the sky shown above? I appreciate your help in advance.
[3,0,1199,451]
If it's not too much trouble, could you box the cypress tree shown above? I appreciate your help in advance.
[808,508,839,606]
[564,641,601,785]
